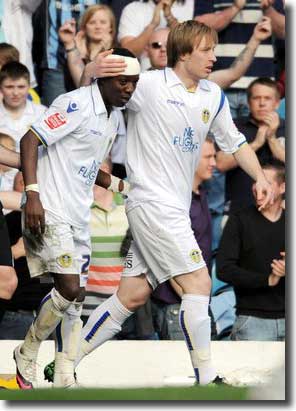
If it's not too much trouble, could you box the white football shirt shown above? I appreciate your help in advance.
[30,83,120,227]
[125,68,246,212]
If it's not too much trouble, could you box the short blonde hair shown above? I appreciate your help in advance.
[167,20,218,68]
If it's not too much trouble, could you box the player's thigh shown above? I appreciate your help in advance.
[24,212,91,281]
[126,203,207,288]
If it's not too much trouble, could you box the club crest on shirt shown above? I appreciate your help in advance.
[67,101,79,113]
[202,108,210,124]
[44,112,67,129]
[57,253,73,268]
[190,249,201,263]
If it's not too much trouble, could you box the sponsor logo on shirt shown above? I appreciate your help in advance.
[67,101,79,113]
[44,112,67,129]
[202,108,210,124]
[57,253,73,268]
[90,129,102,136]
[167,99,185,107]
[78,160,100,186]
[190,249,201,264]
[173,127,199,153]
[124,252,133,269]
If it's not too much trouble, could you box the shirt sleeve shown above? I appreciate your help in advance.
[29,94,86,147]
[216,214,270,289]
[210,91,247,153]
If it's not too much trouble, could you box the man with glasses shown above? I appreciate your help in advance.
[146,28,170,70]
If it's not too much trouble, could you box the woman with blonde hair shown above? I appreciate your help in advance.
[59,4,117,87]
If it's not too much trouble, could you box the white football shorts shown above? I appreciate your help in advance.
[122,202,206,289]
[23,210,90,287]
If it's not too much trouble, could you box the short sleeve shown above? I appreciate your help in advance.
[30,94,86,147]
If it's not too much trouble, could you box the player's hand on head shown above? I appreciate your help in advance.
[90,50,127,78]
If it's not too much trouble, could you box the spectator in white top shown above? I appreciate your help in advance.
[0,0,42,88]
[0,62,46,152]
[118,0,194,70]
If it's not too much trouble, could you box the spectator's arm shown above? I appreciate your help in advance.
[65,48,85,88]
[0,144,21,169]
[263,111,285,162]
[266,135,285,162]
[0,191,22,210]
[217,214,272,288]
[11,237,26,260]
[195,0,246,32]
[59,19,86,88]
[119,1,163,56]
[210,17,272,89]
[216,127,267,172]
[261,0,285,39]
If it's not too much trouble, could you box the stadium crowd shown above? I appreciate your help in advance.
[0,0,285,388]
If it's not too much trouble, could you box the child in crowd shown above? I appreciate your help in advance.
[0,43,41,104]
[0,62,46,152]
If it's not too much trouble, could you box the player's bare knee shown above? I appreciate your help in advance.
[118,288,150,311]
[76,288,86,303]
[53,274,81,301]
[127,294,148,311]
[175,267,211,295]
[8,268,18,296]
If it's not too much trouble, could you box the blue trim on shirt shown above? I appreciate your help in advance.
[214,90,225,119]
[30,125,48,147]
